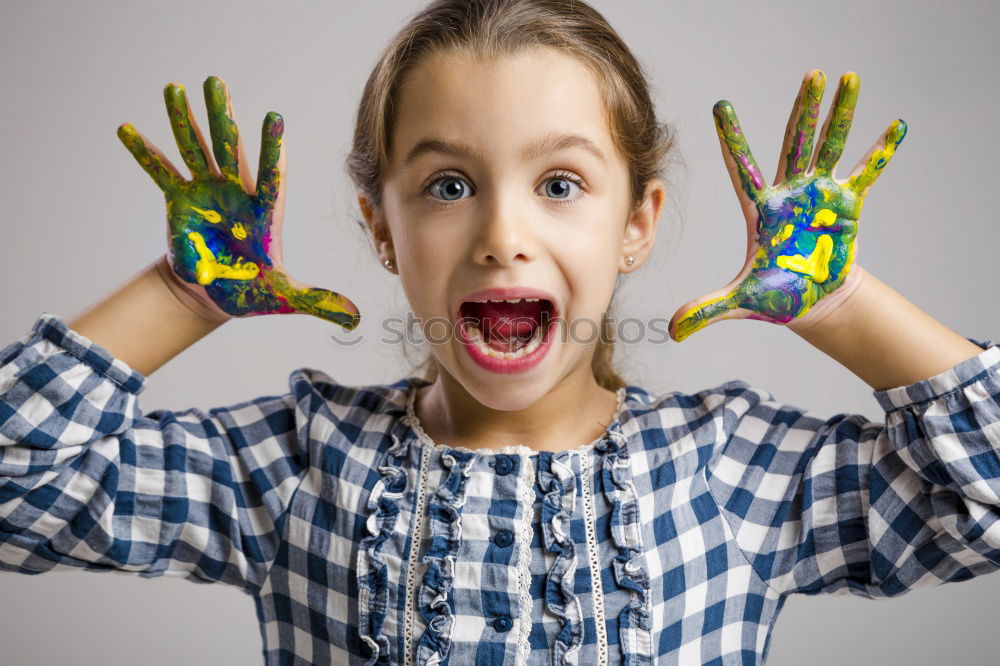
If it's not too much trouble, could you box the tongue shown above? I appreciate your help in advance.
[464,300,548,351]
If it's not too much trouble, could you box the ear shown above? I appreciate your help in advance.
[358,194,396,268]
[620,178,665,272]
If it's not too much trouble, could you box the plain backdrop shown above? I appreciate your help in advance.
[1,1,998,664]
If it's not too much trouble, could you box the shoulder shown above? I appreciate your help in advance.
[622,378,781,434]
[282,367,418,454]
[620,379,822,462]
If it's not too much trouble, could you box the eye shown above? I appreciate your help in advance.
[420,170,586,205]
[424,174,472,203]
[540,171,585,204]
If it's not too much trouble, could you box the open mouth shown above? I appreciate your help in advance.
[459,297,556,359]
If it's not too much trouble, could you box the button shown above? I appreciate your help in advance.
[493,529,514,548]
[494,455,515,476]
[492,615,513,632]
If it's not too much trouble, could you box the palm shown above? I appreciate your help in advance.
[669,70,906,342]
[118,76,360,329]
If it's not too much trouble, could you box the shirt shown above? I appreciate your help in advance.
[2,313,1000,666]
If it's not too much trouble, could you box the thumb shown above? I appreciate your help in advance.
[668,261,760,342]
[264,269,361,330]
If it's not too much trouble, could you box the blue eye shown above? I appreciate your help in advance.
[422,171,586,205]
[427,176,470,202]
[544,176,581,200]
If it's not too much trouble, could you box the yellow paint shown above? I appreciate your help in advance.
[231,223,247,240]
[187,231,259,285]
[850,120,905,192]
[811,208,837,227]
[776,233,833,283]
[191,206,222,224]
[310,291,358,316]
[770,224,795,247]
[673,292,734,342]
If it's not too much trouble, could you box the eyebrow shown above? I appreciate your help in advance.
[401,131,607,166]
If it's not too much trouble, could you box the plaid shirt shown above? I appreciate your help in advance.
[2,313,1000,665]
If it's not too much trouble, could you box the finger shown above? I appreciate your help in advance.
[117,123,184,192]
[668,258,759,342]
[811,72,860,176]
[774,69,825,183]
[256,111,284,209]
[847,119,907,196]
[669,287,748,343]
[163,82,215,178]
[203,76,255,194]
[265,269,362,330]
[713,100,765,203]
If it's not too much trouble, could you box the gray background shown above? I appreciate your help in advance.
[1,0,997,663]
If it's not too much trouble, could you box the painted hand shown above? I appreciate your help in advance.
[118,76,361,329]
[668,70,906,342]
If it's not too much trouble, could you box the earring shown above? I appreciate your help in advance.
[383,257,395,270]
[625,255,635,266]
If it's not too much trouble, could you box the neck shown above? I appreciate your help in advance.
[412,363,620,454]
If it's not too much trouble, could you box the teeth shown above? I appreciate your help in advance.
[465,321,545,360]
[471,297,543,304]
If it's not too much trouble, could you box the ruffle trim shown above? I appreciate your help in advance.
[539,453,585,663]
[358,432,410,666]
[597,430,653,665]
[415,450,473,665]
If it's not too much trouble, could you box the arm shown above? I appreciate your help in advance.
[0,313,309,593]
[705,339,1000,597]
[2,75,360,591]
[683,69,1000,596]
[66,256,226,377]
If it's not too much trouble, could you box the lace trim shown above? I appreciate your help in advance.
[414,449,473,665]
[515,448,537,666]
[404,380,628,456]
[597,430,653,664]
[357,432,410,666]
[539,454,585,664]
[402,428,434,666]
[580,448,609,665]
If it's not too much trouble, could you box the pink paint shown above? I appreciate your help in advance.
[738,155,763,190]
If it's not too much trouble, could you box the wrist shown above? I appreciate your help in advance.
[786,263,868,337]
[153,255,232,327]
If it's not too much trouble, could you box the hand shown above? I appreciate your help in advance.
[668,70,906,342]
[117,76,361,330]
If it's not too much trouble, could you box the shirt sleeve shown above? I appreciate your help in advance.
[0,313,309,595]
[704,335,1000,598]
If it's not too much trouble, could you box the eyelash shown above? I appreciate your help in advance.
[420,170,586,207]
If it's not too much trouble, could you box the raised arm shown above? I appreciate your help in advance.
[1,75,360,592]
[687,69,1000,597]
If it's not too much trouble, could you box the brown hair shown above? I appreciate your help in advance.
[345,0,677,391]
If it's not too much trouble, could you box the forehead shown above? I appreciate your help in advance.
[390,47,616,166]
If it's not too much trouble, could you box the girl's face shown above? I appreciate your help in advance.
[371,46,661,410]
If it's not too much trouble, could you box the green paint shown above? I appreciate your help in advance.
[118,76,360,330]
[671,70,906,342]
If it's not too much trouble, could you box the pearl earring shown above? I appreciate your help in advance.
[625,255,635,266]
[383,258,395,270]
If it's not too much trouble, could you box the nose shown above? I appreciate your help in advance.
[471,187,533,267]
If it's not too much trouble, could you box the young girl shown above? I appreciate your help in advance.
[2,0,998,664]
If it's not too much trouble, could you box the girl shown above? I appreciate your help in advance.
[2,1,998,665]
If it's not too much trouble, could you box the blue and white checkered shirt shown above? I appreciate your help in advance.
[3,313,1000,665]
